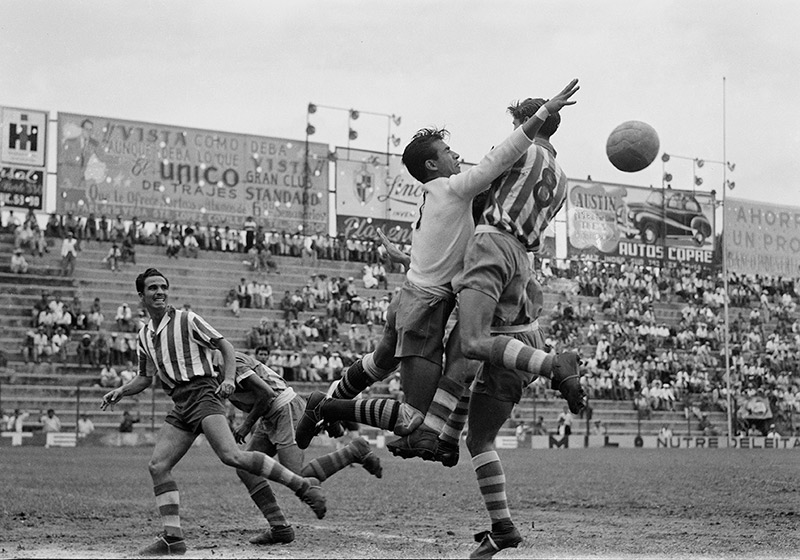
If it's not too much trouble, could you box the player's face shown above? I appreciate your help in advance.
[255,349,269,364]
[512,117,524,130]
[140,276,169,312]
[428,139,461,178]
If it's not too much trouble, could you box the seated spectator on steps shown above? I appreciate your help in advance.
[10,248,29,273]
[99,363,121,388]
[76,333,94,366]
[103,242,122,272]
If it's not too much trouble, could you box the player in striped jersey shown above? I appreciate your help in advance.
[229,349,382,546]
[101,268,326,556]
[452,95,588,559]
[295,81,582,456]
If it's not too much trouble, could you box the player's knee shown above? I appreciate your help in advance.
[466,431,494,456]
[460,334,484,361]
[217,448,245,468]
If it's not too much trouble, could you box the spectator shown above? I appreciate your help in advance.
[99,363,121,388]
[236,277,250,309]
[93,331,110,366]
[224,289,241,317]
[121,236,136,264]
[183,228,200,258]
[78,413,95,438]
[119,360,137,385]
[10,248,29,273]
[60,231,78,276]
[165,231,181,258]
[32,326,52,363]
[87,298,105,330]
[20,328,35,364]
[532,416,546,435]
[103,242,122,272]
[40,409,62,433]
[556,406,574,436]
[118,410,140,433]
[51,326,69,363]
[362,264,378,289]
[76,333,94,366]
[115,303,133,332]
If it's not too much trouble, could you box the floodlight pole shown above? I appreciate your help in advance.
[721,77,734,441]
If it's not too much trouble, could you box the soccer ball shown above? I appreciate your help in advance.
[606,121,660,172]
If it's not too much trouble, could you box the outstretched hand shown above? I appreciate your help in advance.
[543,78,580,114]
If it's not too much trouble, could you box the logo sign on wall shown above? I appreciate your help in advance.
[56,113,329,232]
[566,179,716,268]
[0,107,48,210]
[724,198,800,277]
[334,146,478,246]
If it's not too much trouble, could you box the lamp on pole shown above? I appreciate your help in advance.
[661,149,736,438]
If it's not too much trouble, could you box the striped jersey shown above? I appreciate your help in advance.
[137,306,223,392]
[479,138,566,252]
[230,351,296,412]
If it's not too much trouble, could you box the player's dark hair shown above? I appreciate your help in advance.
[402,128,449,183]
[255,346,270,354]
[135,268,169,294]
[508,98,561,138]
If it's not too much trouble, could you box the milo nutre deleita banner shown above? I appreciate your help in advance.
[56,113,329,232]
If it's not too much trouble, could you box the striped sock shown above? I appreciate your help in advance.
[248,481,288,527]
[301,442,359,482]
[154,481,182,539]
[255,452,307,493]
[439,392,471,446]
[491,336,553,378]
[324,398,400,431]
[422,377,465,435]
[472,451,512,528]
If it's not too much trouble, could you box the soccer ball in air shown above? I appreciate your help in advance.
[606,121,660,172]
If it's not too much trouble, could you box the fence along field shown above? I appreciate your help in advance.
[1,443,797,559]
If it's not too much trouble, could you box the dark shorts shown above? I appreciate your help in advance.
[393,282,456,366]
[452,230,533,326]
[164,376,227,435]
[471,326,546,404]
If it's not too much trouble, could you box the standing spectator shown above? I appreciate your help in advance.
[243,216,257,252]
[183,228,200,258]
[556,406,574,437]
[60,231,78,276]
[97,214,110,241]
[10,248,29,273]
[78,413,95,438]
[83,213,98,242]
[40,409,62,433]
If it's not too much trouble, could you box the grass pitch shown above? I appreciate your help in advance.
[1,442,797,559]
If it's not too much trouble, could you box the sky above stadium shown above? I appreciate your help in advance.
[1,0,799,210]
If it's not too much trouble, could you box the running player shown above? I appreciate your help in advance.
[101,268,326,556]
[230,348,382,546]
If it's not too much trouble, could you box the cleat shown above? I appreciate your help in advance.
[470,527,522,559]
[386,426,438,461]
[296,477,326,519]
[248,524,295,545]
[295,391,329,449]
[325,421,346,438]
[139,533,187,556]
[435,439,460,468]
[350,436,383,478]
[550,352,587,414]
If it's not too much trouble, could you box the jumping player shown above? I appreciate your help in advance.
[294,80,582,452]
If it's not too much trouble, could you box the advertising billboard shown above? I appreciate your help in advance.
[1,106,48,210]
[724,197,800,277]
[56,113,328,232]
[566,179,716,268]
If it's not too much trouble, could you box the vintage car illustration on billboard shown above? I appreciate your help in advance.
[618,189,712,246]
